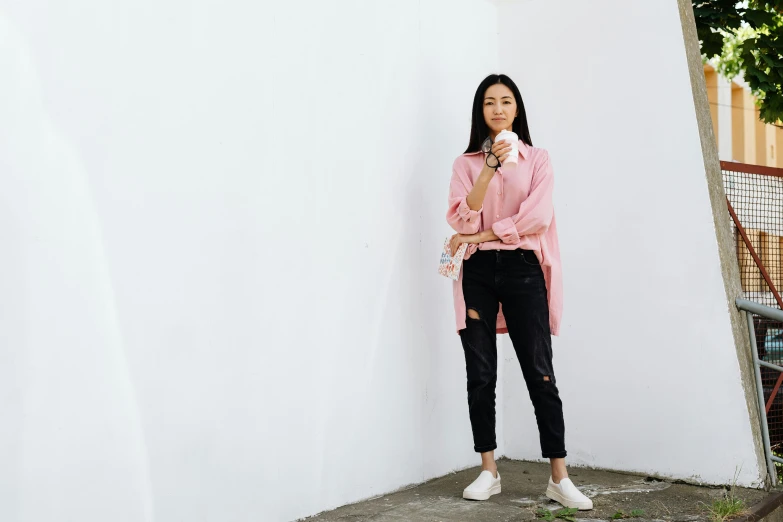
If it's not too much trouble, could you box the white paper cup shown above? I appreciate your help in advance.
[496,129,518,167]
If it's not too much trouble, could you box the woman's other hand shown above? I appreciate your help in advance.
[449,234,464,256]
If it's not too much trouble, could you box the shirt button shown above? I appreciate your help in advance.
[497,191,502,195]
[496,215,500,218]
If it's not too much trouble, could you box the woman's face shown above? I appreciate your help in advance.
[483,83,517,137]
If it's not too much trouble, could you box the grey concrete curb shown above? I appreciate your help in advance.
[736,491,783,522]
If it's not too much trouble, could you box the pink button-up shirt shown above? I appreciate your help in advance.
[446,140,563,336]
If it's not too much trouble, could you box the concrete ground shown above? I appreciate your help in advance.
[300,458,781,521]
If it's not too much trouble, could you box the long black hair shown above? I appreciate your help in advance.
[464,74,533,154]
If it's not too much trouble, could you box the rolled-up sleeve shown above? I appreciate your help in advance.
[457,197,482,223]
[491,217,520,244]
[447,160,482,235]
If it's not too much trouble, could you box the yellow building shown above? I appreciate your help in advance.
[704,62,783,167]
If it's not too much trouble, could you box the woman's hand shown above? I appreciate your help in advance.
[449,234,479,255]
[484,139,513,169]
[449,234,465,256]
[491,139,513,165]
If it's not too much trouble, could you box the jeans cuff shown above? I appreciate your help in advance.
[542,450,567,459]
[474,443,497,453]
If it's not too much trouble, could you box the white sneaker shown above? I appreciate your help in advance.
[546,476,593,510]
[462,470,501,501]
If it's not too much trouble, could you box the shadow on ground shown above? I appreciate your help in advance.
[300,457,776,521]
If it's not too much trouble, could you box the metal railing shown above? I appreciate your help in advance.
[737,298,783,487]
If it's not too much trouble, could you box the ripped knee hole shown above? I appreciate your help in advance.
[467,309,481,320]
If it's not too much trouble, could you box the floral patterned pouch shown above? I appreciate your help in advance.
[438,238,468,280]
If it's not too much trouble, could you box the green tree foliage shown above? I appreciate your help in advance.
[693,1,783,125]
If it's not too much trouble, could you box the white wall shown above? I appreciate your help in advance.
[0,1,503,521]
[496,0,761,486]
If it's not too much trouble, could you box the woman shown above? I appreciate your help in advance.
[446,74,592,510]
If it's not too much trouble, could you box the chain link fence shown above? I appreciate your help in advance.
[723,161,783,481]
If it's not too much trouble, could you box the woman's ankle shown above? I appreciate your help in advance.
[481,465,498,477]
[550,457,568,483]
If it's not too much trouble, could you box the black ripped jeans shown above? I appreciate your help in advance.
[459,248,566,458]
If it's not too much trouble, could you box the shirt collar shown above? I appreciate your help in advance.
[465,139,530,160]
